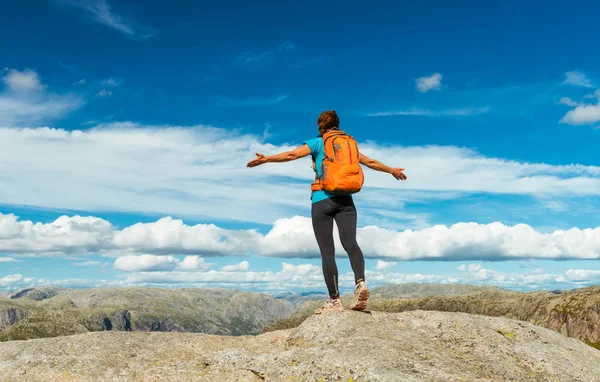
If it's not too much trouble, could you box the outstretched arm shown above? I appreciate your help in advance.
[359,153,407,180]
[246,144,311,167]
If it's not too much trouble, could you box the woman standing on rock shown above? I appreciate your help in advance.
[247,110,407,314]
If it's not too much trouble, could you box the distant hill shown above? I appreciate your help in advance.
[369,282,506,299]
[9,286,68,301]
[0,287,295,341]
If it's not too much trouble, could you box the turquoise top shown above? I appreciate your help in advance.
[304,137,338,203]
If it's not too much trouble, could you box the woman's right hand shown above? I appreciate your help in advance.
[247,153,268,167]
[390,168,407,180]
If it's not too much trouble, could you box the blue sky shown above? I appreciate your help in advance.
[1,0,600,294]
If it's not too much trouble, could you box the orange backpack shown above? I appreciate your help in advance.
[311,129,364,195]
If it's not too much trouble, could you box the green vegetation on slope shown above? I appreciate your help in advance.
[0,287,295,341]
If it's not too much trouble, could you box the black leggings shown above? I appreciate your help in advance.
[311,196,365,298]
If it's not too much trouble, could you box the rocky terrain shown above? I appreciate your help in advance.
[368,283,504,299]
[1,310,599,381]
[264,286,600,351]
[0,284,500,342]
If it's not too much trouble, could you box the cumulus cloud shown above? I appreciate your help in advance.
[121,262,322,286]
[57,0,155,40]
[0,274,34,289]
[112,217,258,256]
[0,274,24,286]
[221,261,249,272]
[560,88,600,125]
[375,260,396,270]
[357,222,600,261]
[177,255,209,270]
[3,213,600,262]
[8,263,600,293]
[3,69,44,93]
[0,69,83,125]
[113,254,180,272]
[561,104,600,125]
[2,123,600,225]
[0,213,112,255]
[112,254,212,272]
[565,269,600,282]
[563,71,593,88]
[416,72,442,92]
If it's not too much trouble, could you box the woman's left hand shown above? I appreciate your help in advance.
[247,153,268,167]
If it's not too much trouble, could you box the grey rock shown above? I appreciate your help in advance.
[109,310,131,331]
[0,308,27,330]
[0,310,599,381]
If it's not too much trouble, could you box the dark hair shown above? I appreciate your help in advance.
[317,110,339,131]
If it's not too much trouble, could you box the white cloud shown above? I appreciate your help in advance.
[0,257,19,263]
[416,72,442,92]
[57,0,155,40]
[0,274,25,287]
[563,71,593,88]
[74,78,86,85]
[3,213,600,262]
[368,107,490,117]
[97,89,112,97]
[121,262,322,286]
[560,89,600,125]
[221,261,250,272]
[0,69,83,125]
[113,254,180,272]
[0,213,113,255]
[177,255,209,271]
[559,97,582,107]
[112,217,258,256]
[2,123,600,226]
[457,264,466,271]
[9,264,600,293]
[100,77,123,87]
[565,269,600,282]
[375,260,396,270]
[2,69,44,93]
[73,261,101,266]
[358,222,600,261]
[561,104,600,125]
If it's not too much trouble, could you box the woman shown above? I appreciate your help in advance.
[247,110,407,314]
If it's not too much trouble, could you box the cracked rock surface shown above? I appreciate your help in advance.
[1,310,599,381]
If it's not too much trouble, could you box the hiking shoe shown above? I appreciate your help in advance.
[351,281,370,311]
[314,298,344,315]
